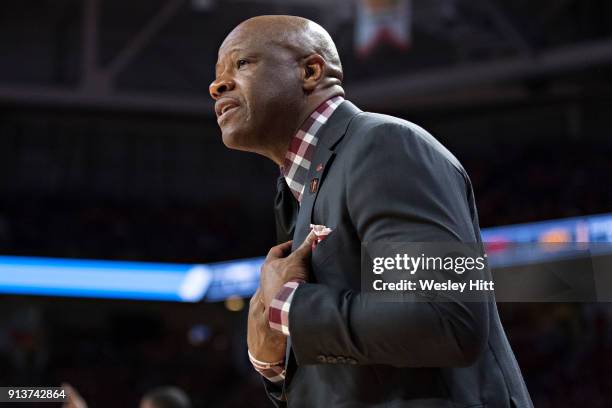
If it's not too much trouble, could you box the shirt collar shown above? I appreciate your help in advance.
[280,96,344,202]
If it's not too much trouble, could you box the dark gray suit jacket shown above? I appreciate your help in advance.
[265,100,532,407]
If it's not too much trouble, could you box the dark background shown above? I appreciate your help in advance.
[1,0,611,406]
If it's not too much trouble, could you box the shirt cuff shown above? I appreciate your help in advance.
[248,349,286,383]
[269,280,303,336]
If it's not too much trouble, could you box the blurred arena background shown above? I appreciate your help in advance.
[1,0,612,406]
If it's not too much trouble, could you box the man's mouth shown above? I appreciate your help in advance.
[217,104,240,124]
[215,98,239,124]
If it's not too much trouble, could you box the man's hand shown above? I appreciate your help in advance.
[247,288,287,362]
[61,383,88,408]
[259,231,316,309]
[247,232,316,363]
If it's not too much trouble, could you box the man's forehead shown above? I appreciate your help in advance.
[219,18,298,52]
[219,31,259,56]
[215,20,303,67]
[220,22,263,47]
[217,34,284,61]
[219,37,242,55]
[215,37,266,71]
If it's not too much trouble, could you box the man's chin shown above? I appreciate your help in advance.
[221,131,251,152]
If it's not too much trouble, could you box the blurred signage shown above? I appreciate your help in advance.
[355,0,411,58]
[0,256,213,302]
[482,213,612,267]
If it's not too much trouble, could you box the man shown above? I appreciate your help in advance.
[62,383,191,408]
[210,15,532,408]
[140,386,192,408]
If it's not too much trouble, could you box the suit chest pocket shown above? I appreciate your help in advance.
[312,229,341,269]
[310,230,362,289]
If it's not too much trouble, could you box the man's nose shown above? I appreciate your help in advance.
[209,77,235,100]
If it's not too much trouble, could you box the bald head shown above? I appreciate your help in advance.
[223,15,343,84]
[210,15,345,164]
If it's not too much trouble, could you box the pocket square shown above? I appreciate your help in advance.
[309,224,333,249]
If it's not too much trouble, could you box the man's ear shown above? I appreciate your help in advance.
[302,54,325,92]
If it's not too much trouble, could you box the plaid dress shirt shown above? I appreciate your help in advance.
[248,96,343,383]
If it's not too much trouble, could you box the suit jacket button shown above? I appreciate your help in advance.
[326,356,337,364]
[347,358,357,365]
[316,355,327,363]
[336,356,346,364]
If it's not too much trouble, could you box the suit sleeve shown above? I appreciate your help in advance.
[288,122,489,368]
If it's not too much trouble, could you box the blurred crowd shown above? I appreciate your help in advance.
[0,199,262,264]
[0,300,270,408]
[0,140,610,263]
[463,140,612,228]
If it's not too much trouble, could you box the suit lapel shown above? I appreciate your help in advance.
[282,101,362,398]
[291,147,335,253]
[290,100,362,253]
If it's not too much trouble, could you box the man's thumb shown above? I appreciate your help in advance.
[295,230,317,256]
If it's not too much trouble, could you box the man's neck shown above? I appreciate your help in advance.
[273,94,343,166]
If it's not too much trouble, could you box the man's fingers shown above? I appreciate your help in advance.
[292,230,317,258]
[61,383,86,408]
[61,383,76,398]
[266,240,293,259]
[249,288,261,307]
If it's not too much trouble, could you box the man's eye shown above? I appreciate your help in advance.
[237,59,248,68]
